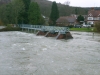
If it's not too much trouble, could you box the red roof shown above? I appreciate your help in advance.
[88,9,100,17]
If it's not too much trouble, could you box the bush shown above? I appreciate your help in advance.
[0,20,4,25]
[95,22,100,32]
[91,24,94,27]
[68,25,74,28]
[0,25,21,32]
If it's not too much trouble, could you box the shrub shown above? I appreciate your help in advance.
[95,22,100,32]
[68,25,74,28]
[0,20,4,25]
[0,25,21,32]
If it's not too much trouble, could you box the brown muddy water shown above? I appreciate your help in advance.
[0,31,100,75]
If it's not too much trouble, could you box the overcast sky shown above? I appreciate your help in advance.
[49,0,100,7]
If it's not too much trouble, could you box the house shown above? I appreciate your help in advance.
[56,16,76,26]
[87,8,100,25]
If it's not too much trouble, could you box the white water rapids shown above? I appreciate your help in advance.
[0,31,100,75]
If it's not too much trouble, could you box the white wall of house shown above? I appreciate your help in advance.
[87,17,100,24]
[87,10,100,25]
[88,17,93,20]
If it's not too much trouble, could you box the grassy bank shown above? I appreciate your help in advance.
[70,28,93,32]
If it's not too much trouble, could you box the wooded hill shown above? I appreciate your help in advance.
[0,0,100,17]
[32,0,88,17]
[0,0,11,5]
[0,0,88,17]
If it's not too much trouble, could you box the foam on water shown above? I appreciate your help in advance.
[0,31,100,75]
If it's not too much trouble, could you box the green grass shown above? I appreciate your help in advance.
[70,28,93,32]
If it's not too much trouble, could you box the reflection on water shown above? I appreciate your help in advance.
[0,31,100,75]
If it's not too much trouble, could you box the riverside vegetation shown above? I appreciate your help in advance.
[0,25,21,32]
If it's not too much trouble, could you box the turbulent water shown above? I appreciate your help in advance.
[0,31,100,75]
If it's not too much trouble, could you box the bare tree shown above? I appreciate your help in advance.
[64,0,70,6]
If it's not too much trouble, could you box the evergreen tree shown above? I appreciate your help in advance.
[12,0,24,24]
[0,5,9,24]
[0,0,24,24]
[77,15,84,24]
[22,0,31,11]
[49,1,59,25]
[28,2,45,25]
[21,0,31,24]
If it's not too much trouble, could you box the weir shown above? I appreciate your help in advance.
[18,24,73,39]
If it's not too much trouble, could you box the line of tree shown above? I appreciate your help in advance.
[0,0,91,18]
[0,0,89,26]
[0,0,45,25]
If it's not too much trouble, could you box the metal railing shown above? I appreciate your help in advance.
[18,24,69,33]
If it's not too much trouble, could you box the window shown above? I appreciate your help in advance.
[93,17,99,20]
[88,17,93,20]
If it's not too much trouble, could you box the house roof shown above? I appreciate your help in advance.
[88,9,100,17]
[67,16,76,22]
[56,16,76,23]
[56,17,68,23]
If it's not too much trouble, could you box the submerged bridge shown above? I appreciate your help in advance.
[18,24,73,39]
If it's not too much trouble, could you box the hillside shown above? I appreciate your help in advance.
[0,0,11,5]
[32,0,88,17]
[1,0,100,17]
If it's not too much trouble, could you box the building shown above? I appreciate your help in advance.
[56,16,76,26]
[87,8,100,25]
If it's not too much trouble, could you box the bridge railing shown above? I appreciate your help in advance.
[41,26,55,32]
[41,26,69,33]
[18,24,69,33]
[30,25,42,29]
[19,24,31,28]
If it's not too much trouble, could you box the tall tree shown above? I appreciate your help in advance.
[21,0,31,24]
[77,15,84,24]
[11,0,25,24]
[28,2,45,25]
[22,0,31,11]
[49,1,59,25]
[64,0,70,6]
[0,5,8,24]
[0,0,24,25]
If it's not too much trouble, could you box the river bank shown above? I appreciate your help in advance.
[0,26,21,32]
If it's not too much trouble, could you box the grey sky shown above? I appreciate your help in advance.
[49,0,100,7]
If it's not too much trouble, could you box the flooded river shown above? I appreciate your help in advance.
[0,31,100,75]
